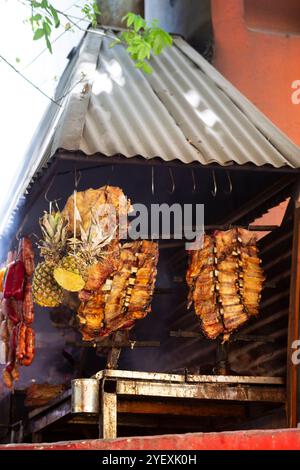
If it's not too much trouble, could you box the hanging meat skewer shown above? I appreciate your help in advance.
[186,228,265,341]
[1,238,35,388]
[77,241,159,341]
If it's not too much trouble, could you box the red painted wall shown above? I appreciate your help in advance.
[211,0,300,146]
[1,429,300,450]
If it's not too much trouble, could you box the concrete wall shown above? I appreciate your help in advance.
[97,0,144,27]
[211,0,300,146]
[145,0,212,54]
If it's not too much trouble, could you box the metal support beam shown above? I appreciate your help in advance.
[287,180,300,427]
[116,380,285,403]
[99,379,117,439]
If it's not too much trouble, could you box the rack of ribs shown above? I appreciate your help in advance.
[77,241,158,341]
[186,228,265,341]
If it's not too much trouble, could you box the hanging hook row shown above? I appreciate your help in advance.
[225,170,233,194]
[191,168,197,193]
[74,168,82,190]
[168,167,175,195]
[107,165,114,186]
[151,166,155,196]
[211,169,233,197]
[211,169,217,197]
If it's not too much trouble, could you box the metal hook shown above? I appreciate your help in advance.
[191,168,197,193]
[44,172,62,212]
[74,169,82,189]
[15,230,21,242]
[107,165,114,186]
[168,167,175,195]
[151,167,155,196]
[224,170,233,194]
[211,169,217,197]
[44,173,57,203]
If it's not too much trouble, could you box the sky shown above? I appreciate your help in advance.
[0,0,86,235]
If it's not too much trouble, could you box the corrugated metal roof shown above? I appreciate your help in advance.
[1,27,300,239]
[53,29,300,168]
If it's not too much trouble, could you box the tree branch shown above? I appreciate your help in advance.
[0,53,60,106]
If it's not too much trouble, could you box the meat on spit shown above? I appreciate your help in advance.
[77,241,158,341]
[186,228,265,341]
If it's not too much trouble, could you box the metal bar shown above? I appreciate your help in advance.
[116,380,286,403]
[28,389,71,419]
[263,251,292,272]
[67,340,160,348]
[260,289,290,310]
[287,202,300,427]
[240,308,288,335]
[169,330,276,343]
[28,400,71,435]
[186,375,285,385]
[96,369,186,383]
[106,330,126,369]
[259,231,292,255]
[219,175,297,226]
[57,152,300,174]
[100,381,117,439]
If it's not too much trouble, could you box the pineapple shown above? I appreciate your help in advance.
[32,211,68,307]
[53,213,116,292]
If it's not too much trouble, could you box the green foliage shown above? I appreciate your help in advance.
[25,3,172,74]
[120,14,173,74]
[27,0,99,53]
[81,1,100,28]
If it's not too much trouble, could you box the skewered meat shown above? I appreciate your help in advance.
[186,228,265,341]
[3,260,25,300]
[186,236,223,339]
[77,241,158,341]
[77,290,105,340]
[215,230,248,333]
[18,237,35,277]
[62,186,133,235]
[1,241,35,388]
[0,319,8,364]
[16,322,27,362]
[85,259,116,291]
[19,327,35,366]
[23,281,34,324]
[2,299,20,325]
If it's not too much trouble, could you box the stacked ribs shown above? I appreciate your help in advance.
[77,241,158,341]
[186,228,265,341]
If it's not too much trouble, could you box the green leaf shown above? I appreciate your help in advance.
[92,1,101,16]
[45,16,53,25]
[33,28,45,40]
[135,61,152,74]
[109,38,121,48]
[152,35,164,55]
[49,5,60,28]
[40,0,49,8]
[136,42,151,61]
[122,12,134,27]
[45,34,52,53]
[30,13,42,22]
[133,15,146,33]
[43,20,51,36]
